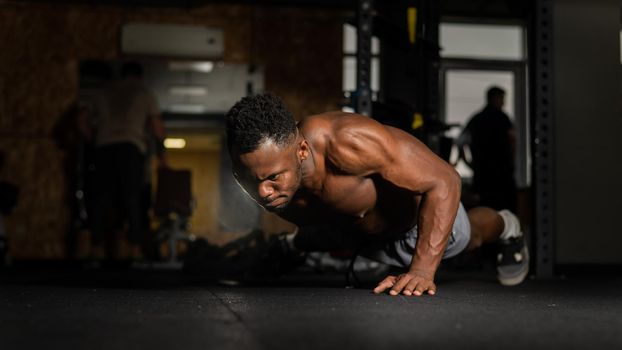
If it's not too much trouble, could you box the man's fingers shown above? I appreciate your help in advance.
[403,279,437,297]
[373,276,397,294]
[375,274,437,296]
[427,282,437,295]
[403,279,421,296]
[414,281,437,296]
[414,284,426,296]
[390,274,412,296]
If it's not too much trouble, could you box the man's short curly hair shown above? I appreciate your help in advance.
[226,93,297,154]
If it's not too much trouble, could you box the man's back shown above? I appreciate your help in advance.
[465,106,514,177]
[95,79,158,153]
[463,105,517,211]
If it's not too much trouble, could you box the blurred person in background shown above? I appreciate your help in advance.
[458,86,517,212]
[0,151,19,268]
[88,61,167,263]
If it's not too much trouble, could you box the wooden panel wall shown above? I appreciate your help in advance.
[0,3,344,259]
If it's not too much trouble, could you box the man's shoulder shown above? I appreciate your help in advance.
[469,109,487,121]
[305,112,394,173]
[303,111,380,130]
[469,108,499,127]
[299,111,353,127]
[300,112,381,145]
[299,111,346,140]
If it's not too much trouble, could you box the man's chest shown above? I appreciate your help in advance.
[282,175,378,227]
[282,174,419,235]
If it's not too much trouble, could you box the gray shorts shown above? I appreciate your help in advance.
[363,203,471,268]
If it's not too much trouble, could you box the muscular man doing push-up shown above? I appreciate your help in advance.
[226,93,529,296]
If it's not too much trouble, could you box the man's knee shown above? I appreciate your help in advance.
[466,229,483,251]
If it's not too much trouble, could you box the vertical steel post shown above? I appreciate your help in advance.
[533,0,555,278]
[356,0,373,116]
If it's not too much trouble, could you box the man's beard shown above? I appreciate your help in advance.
[268,203,289,214]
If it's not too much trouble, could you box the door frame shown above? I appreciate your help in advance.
[439,58,529,189]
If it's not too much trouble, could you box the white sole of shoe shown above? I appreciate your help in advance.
[498,246,530,286]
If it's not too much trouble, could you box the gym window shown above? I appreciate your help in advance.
[439,23,524,60]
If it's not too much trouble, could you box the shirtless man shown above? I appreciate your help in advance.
[226,93,529,296]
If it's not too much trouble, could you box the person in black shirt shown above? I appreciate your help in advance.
[460,86,517,212]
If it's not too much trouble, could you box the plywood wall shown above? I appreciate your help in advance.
[0,3,343,259]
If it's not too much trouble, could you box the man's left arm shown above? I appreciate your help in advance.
[360,127,461,295]
[328,116,461,296]
[379,172,461,296]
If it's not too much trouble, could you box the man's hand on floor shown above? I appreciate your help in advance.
[373,271,437,296]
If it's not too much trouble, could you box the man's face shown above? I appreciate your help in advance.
[232,139,303,213]
[492,94,505,109]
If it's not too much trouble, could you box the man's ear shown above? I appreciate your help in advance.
[297,139,310,161]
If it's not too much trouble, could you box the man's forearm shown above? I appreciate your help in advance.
[409,187,460,277]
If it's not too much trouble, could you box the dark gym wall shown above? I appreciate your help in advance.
[0,3,343,259]
[553,0,622,264]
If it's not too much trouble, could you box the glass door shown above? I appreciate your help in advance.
[441,62,529,189]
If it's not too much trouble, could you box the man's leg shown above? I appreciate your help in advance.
[91,146,118,260]
[465,207,529,286]
[119,144,145,260]
[465,207,504,251]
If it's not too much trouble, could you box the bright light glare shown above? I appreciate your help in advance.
[169,104,206,114]
[169,61,214,73]
[169,86,208,96]
[164,138,186,149]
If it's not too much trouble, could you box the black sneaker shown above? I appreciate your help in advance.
[497,235,529,286]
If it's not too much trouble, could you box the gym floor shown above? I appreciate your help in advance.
[1,265,621,350]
